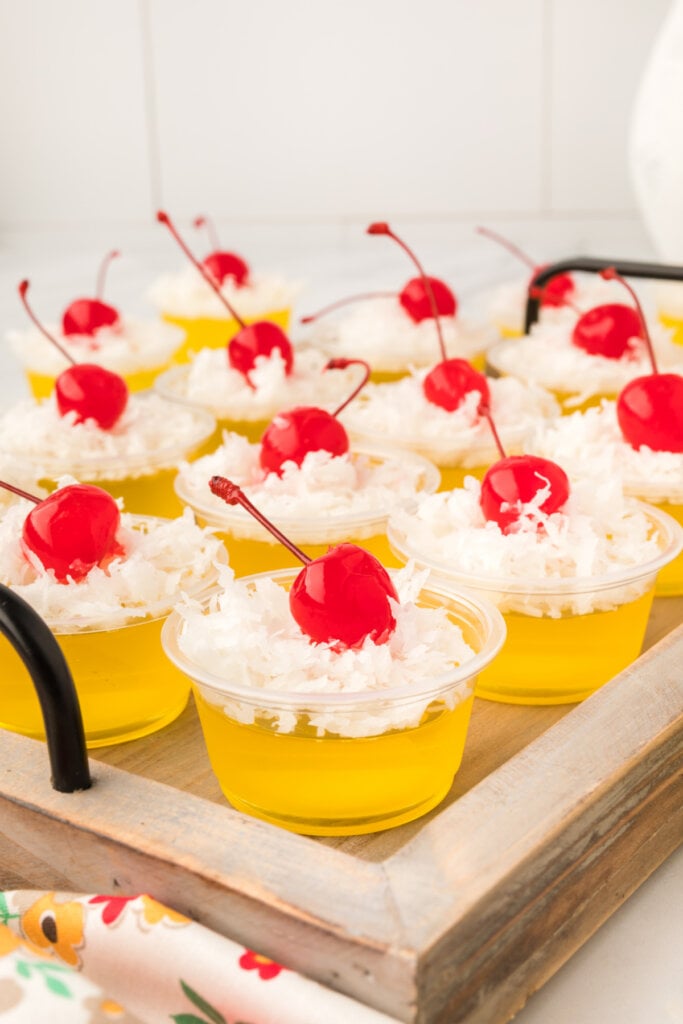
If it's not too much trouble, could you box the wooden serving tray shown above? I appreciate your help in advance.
[0,598,681,1024]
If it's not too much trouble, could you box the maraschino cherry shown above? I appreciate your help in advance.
[600,268,683,453]
[476,226,575,308]
[209,477,398,648]
[259,358,370,475]
[62,250,121,336]
[0,480,122,583]
[194,215,250,287]
[571,301,643,359]
[301,223,456,327]
[19,281,128,430]
[478,407,570,533]
[157,211,293,385]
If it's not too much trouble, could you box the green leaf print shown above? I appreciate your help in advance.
[179,980,227,1024]
[0,893,19,925]
[171,1015,209,1024]
[44,972,72,997]
[13,960,73,998]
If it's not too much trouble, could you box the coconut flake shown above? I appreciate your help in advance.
[303,296,495,372]
[6,318,184,375]
[531,400,683,504]
[0,393,214,479]
[148,266,302,319]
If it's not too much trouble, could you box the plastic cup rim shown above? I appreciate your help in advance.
[387,500,683,596]
[160,567,507,709]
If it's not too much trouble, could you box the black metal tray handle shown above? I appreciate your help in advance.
[524,256,683,332]
[0,583,91,792]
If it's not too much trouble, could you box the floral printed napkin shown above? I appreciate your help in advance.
[0,891,398,1023]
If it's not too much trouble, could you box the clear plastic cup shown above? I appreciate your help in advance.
[174,444,440,576]
[388,502,683,705]
[0,517,222,747]
[161,569,506,835]
[486,338,621,414]
[30,402,216,518]
[8,320,185,399]
[346,419,532,492]
[163,308,292,363]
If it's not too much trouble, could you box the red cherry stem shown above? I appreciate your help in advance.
[300,291,397,324]
[18,281,76,366]
[325,358,371,416]
[156,211,246,328]
[600,267,658,374]
[479,404,507,460]
[477,226,583,314]
[0,479,40,504]
[193,215,221,253]
[95,249,120,300]
[367,222,447,361]
[476,225,536,272]
[209,477,311,565]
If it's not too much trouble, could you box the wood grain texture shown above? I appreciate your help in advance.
[0,598,680,1022]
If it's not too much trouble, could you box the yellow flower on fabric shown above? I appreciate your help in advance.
[139,895,189,928]
[20,893,84,967]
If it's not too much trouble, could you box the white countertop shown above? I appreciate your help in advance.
[0,218,680,1024]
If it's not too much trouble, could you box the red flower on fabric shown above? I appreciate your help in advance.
[88,895,140,926]
[238,949,285,980]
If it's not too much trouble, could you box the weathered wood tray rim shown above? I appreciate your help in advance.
[0,621,681,1023]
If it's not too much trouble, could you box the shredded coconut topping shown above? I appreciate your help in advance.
[487,274,630,335]
[487,309,683,406]
[531,401,683,504]
[6,318,184,375]
[303,296,495,372]
[176,437,437,540]
[155,346,360,423]
[0,393,215,480]
[342,373,558,466]
[389,476,678,616]
[0,496,224,631]
[174,563,477,737]
[148,266,301,319]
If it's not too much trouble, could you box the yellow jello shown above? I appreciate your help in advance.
[161,570,505,834]
[163,308,291,363]
[659,312,683,347]
[1,615,191,747]
[26,363,169,399]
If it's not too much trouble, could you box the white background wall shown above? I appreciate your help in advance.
[0,0,672,230]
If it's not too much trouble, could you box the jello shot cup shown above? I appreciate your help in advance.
[486,314,683,414]
[154,347,360,442]
[6,318,185,399]
[389,498,682,705]
[304,296,495,383]
[174,441,440,576]
[161,566,506,834]
[149,266,299,363]
[530,401,683,596]
[0,394,216,518]
[342,373,558,491]
[0,509,224,747]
